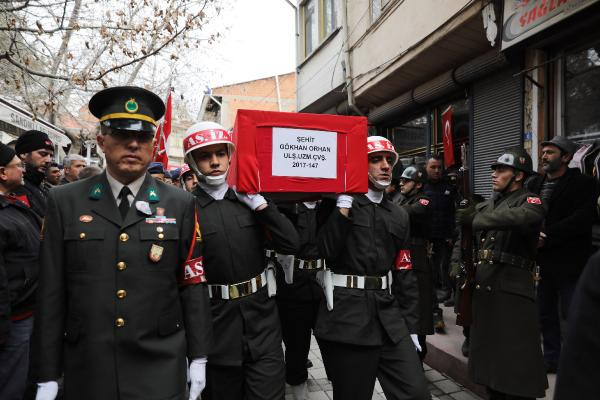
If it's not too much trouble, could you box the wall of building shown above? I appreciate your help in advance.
[347,0,472,96]
[212,73,297,130]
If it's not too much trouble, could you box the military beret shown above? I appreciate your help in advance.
[0,142,16,167]
[147,161,165,174]
[15,130,54,155]
[89,86,165,133]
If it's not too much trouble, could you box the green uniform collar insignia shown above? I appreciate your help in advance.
[147,186,159,203]
[89,183,103,200]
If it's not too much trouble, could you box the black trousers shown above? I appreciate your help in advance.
[202,346,285,400]
[277,294,321,385]
[487,387,534,400]
[431,239,452,293]
[318,336,429,400]
[537,269,578,367]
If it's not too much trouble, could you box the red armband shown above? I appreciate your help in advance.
[179,208,207,286]
[395,249,413,270]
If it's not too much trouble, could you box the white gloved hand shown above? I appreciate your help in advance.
[336,195,353,209]
[410,334,422,353]
[234,190,267,211]
[35,381,58,400]
[303,201,318,209]
[188,357,207,400]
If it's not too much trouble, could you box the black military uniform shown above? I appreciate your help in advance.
[34,87,213,400]
[193,187,299,400]
[460,149,548,399]
[275,202,328,394]
[316,194,428,400]
[392,166,434,360]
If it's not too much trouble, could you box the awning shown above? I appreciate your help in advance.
[0,97,71,147]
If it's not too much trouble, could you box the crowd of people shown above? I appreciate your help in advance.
[1,85,599,400]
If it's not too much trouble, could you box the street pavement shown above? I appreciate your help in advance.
[285,335,483,400]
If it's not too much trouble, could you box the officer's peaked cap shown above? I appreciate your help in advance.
[89,86,165,133]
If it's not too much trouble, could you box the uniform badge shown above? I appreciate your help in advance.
[125,98,139,113]
[419,199,430,206]
[156,207,165,217]
[527,197,542,205]
[149,244,164,262]
[79,215,93,223]
[147,186,159,202]
[135,201,152,215]
[89,184,103,200]
[395,249,413,270]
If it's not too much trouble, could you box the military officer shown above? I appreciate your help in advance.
[457,147,547,400]
[33,87,213,400]
[275,201,331,400]
[392,165,434,361]
[316,136,429,400]
[182,121,299,400]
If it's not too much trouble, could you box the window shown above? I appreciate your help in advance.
[301,0,338,57]
[371,0,382,21]
[563,42,600,140]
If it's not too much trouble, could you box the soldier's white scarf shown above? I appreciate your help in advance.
[198,181,229,200]
[366,188,383,204]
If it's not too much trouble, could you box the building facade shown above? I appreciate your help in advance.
[295,0,600,198]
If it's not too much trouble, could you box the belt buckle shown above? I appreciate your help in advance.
[364,276,382,290]
[481,249,490,260]
[346,275,358,288]
[229,284,240,299]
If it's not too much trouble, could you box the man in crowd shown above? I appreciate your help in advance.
[0,142,42,400]
[14,130,54,218]
[183,121,299,400]
[179,164,198,192]
[33,86,213,400]
[45,163,62,186]
[78,165,102,180]
[424,155,456,332]
[315,136,428,400]
[457,147,547,400]
[275,200,329,400]
[59,155,86,185]
[148,161,166,182]
[526,136,597,373]
[392,165,434,361]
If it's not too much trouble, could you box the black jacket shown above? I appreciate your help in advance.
[555,250,600,399]
[423,180,456,239]
[14,165,48,219]
[34,173,213,400]
[193,187,299,366]
[393,192,433,335]
[0,195,42,345]
[527,168,598,276]
[315,195,419,345]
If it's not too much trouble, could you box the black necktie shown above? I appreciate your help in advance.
[118,186,132,220]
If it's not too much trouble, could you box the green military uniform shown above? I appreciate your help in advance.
[468,187,548,398]
[33,86,213,400]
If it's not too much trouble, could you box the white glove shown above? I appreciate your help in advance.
[336,195,353,209]
[303,201,318,209]
[234,190,267,210]
[35,381,58,400]
[410,334,422,352]
[188,357,207,400]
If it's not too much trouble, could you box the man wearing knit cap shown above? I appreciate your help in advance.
[14,130,54,218]
[0,142,43,400]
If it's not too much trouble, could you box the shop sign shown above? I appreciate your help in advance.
[502,0,600,50]
[0,100,71,146]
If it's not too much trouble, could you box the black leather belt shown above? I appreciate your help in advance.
[477,249,535,272]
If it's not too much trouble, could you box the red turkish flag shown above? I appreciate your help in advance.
[152,91,172,169]
[442,106,455,168]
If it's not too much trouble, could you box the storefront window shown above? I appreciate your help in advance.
[564,43,600,139]
[387,114,428,164]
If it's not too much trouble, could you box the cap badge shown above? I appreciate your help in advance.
[125,98,139,113]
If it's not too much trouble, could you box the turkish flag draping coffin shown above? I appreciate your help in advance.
[228,110,368,198]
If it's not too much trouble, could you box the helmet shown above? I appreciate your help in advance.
[367,136,398,167]
[490,147,533,175]
[183,121,235,186]
[180,163,192,177]
[400,165,427,183]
